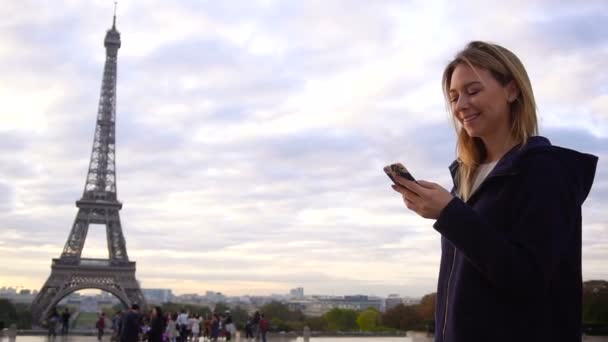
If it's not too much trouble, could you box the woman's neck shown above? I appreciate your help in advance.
[481,131,517,163]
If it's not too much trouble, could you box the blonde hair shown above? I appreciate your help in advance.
[442,41,538,200]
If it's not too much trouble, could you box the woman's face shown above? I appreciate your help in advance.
[448,63,516,139]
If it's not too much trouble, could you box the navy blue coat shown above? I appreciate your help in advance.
[433,136,597,342]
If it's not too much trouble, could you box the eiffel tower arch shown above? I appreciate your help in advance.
[31,12,147,324]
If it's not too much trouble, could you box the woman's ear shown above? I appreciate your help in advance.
[505,80,520,103]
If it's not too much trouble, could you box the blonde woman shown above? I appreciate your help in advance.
[390,41,598,341]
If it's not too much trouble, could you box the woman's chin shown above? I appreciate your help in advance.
[464,128,482,138]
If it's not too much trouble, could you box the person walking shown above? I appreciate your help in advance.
[176,309,189,342]
[258,314,269,342]
[190,314,201,342]
[389,40,598,342]
[210,314,220,342]
[96,312,106,341]
[166,313,179,342]
[251,311,260,341]
[245,318,253,340]
[61,308,71,335]
[47,308,60,338]
[223,311,234,341]
[111,310,123,342]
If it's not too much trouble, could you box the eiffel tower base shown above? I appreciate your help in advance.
[30,258,147,325]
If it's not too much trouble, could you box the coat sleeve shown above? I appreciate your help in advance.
[433,153,577,297]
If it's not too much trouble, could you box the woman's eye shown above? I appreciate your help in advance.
[468,89,480,95]
[449,97,458,103]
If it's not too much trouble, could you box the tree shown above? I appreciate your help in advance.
[382,303,423,331]
[260,301,304,322]
[583,282,608,324]
[305,316,328,331]
[213,302,229,315]
[325,308,358,331]
[417,293,436,321]
[0,299,18,327]
[356,308,381,331]
[230,306,249,329]
[0,300,32,329]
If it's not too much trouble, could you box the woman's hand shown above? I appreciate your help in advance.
[391,176,454,219]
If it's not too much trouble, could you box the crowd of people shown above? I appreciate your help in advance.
[108,304,270,342]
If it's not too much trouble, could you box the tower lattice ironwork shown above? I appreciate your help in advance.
[31,12,147,324]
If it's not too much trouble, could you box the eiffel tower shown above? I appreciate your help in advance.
[31,11,146,324]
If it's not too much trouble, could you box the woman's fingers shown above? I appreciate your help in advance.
[416,180,436,188]
[391,184,418,199]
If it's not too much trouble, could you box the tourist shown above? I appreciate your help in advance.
[258,314,269,342]
[61,308,71,335]
[111,310,122,341]
[47,308,60,338]
[210,314,220,342]
[176,309,189,342]
[223,311,234,341]
[203,315,212,341]
[190,314,201,342]
[147,306,166,342]
[251,311,260,340]
[244,317,253,340]
[166,313,179,342]
[389,41,598,341]
[120,304,141,342]
[96,312,106,341]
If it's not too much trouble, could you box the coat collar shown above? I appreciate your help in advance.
[448,136,552,187]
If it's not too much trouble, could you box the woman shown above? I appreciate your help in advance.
[166,313,179,342]
[147,306,166,342]
[210,314,220,342]
[47,308,60,337]
[390,41,597,342]
[190,314,200,342]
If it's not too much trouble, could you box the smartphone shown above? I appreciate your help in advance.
[383,162,416,185]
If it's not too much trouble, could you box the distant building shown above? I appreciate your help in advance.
[143,289,173,304]
[289,287,304,298]
[385,294,403,310]
[0,288,36,304]
[290,295,384,317]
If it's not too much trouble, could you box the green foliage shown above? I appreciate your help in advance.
[417,293,436,321]
[260,301,304,322]
[382,304,423,331]
[258,301,307,332]
[213,302,229,315]
[356,308,381,331]
[583,284,608,324]
[324,308,359,332]
[229,306,249,329]
[0,299,18,326]
[270,318,290,332]
[0,300,32,329]
[305,316,328,331]
[73,312,99,329]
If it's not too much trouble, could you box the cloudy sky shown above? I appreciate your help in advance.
[0,0,606,298]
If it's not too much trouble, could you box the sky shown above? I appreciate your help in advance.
[0,0,607,298]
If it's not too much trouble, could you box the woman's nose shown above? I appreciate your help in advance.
[454,94,470,112]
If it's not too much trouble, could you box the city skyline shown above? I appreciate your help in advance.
[1,1,607,298]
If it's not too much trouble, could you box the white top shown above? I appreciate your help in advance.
[176,313,189,325]
[470,160,498,197]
